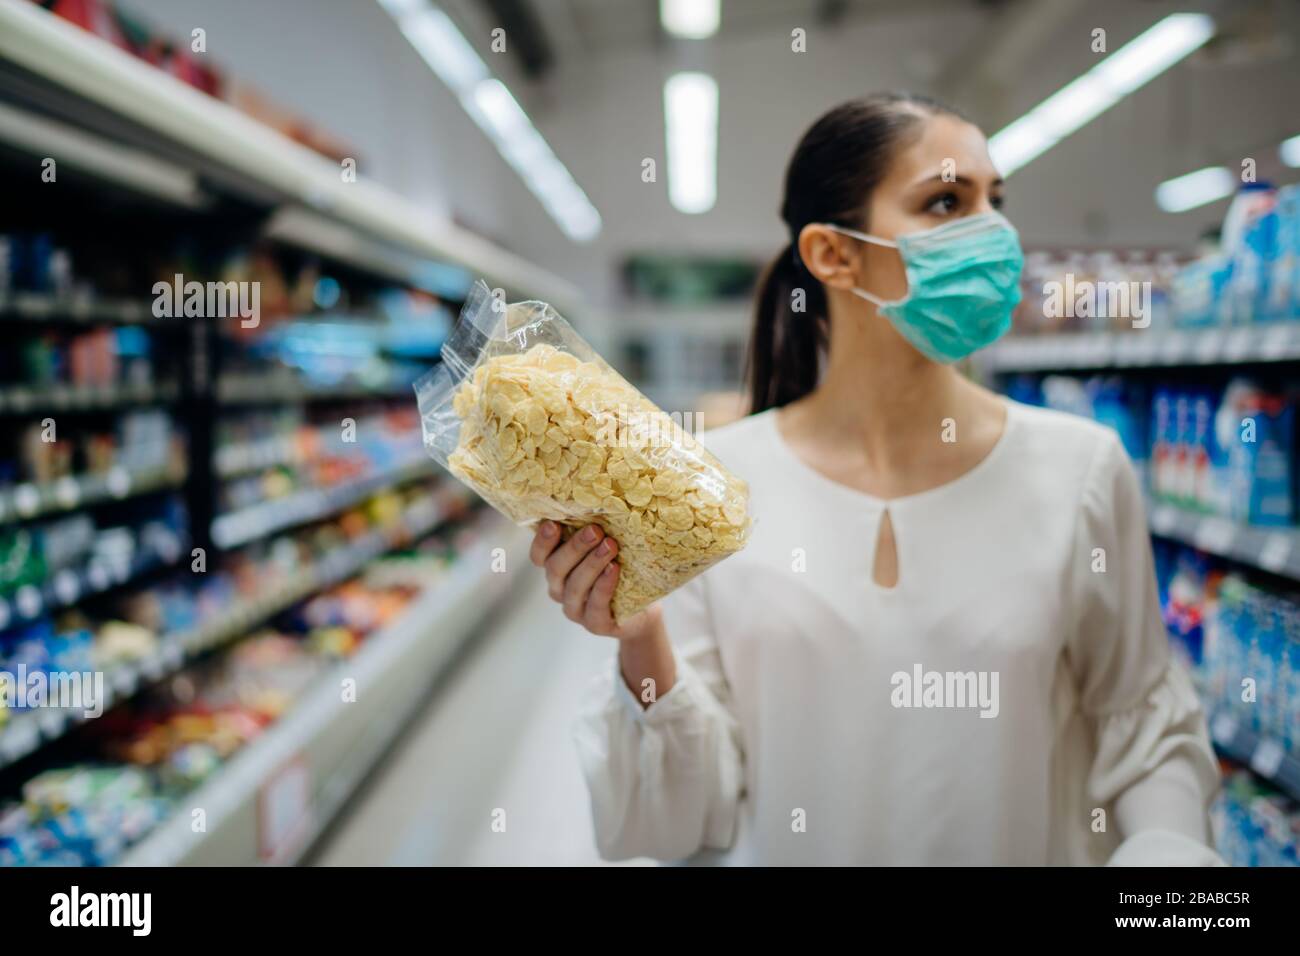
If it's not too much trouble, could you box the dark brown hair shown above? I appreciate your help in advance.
[746,92,964,414]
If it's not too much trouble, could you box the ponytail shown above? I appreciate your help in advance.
[746,242,827,415]
[746,92,964,416]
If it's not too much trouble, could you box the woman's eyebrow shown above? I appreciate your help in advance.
[908,172,1004,189]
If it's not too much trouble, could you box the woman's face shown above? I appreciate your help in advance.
[803,113,1005,304]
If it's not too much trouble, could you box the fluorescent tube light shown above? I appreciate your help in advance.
[1281,134,1300,168]
[378,3,601,241]
[1155,166,1235,213]
[664,71,718,214]
[989,13,1215,177]
[660,0,720,39]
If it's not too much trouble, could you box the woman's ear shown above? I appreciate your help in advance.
[797,223,860,291]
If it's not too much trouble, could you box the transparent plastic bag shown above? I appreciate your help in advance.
[415,280,752,623]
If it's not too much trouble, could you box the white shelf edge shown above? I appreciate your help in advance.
[0,0,581,314]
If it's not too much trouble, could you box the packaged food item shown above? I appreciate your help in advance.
[416,281,752,622]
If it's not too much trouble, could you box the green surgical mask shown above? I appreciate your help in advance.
[824,212,1024,363]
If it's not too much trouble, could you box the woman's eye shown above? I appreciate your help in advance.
[925,192,959,215]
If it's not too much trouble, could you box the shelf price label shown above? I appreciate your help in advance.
[13,484,40,516]
[1210,712,1239,747]
[1250,737,1286,779]
[259,756,313,864]
[1260,324,1290,359]
[55,477,80,508]
[1193,517,1235,555]
[1258,533,1293,574]
[107,467,131,498]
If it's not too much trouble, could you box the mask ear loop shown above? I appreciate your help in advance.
[820,223,899,309]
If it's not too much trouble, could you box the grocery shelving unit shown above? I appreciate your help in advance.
[118,519,528,867]
[0,0,566,866]
[982,321,1300,856]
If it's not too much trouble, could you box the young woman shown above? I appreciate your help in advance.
[528,93,1222,865]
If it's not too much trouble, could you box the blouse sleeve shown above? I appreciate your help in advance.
[1066,429,1224,866]
[572,573,745,861]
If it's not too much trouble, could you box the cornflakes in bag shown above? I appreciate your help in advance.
[415,281,752,622]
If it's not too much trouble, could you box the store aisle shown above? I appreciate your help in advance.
[311,566,646,866]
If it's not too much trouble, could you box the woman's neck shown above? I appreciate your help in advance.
[776,300,1004,495]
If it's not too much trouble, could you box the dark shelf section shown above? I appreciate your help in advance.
[0,463,186,527]
[0,293,167,325]
[0,381,179,415]
[0,532,187,631]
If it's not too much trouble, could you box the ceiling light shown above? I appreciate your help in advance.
[989,13,1215,177]
[1280,134,1300,168]
[660,0,719,39]
[664,71,718,214]
[378,3,601,241]
[1155,166,1235,213]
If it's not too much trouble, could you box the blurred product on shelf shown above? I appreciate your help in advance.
[215,407,424,516]
[1172,183,1299,328]
[0,410,182,493]
[1214,768,1300,866]
[3,325,158,395]
[1015,247,1184,335]
[1012,374,1296,528]
[1205,571,1300,750]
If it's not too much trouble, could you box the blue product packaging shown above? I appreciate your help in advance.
[1173,389,1194,505]
[1151,388,1174,499]
[1240,208,1279,322]
[1265,186,1298,320]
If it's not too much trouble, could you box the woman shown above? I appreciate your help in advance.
[529,93,1222,865]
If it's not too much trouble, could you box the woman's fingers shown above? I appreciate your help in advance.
[542,523,604,602]
[583,561,620,633]
[528,521,562,567]
[562,535,619,621]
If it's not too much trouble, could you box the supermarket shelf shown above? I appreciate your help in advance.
[210,453,433,549]
[1148,501,1300,581]
[0,0,580,314]
[217,373,414,406]
[0,380,178,414]
[0,463,185,526]
[983,323,1300,373]
[1210,710,1300,805]
[0,532,186,632]
[215,436,299,479]
[117,515,527,866]
[0,292,158,325]
[0,492,463,770]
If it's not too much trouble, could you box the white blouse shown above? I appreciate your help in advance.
[573,399,1224,865]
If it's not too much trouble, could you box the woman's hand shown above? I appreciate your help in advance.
[528,520,662,641]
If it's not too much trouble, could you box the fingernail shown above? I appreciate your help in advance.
[581,526,600,543]
[600,539,614,555]
[540,522,556,537]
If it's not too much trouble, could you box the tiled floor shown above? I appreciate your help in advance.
[311,570,650,866]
